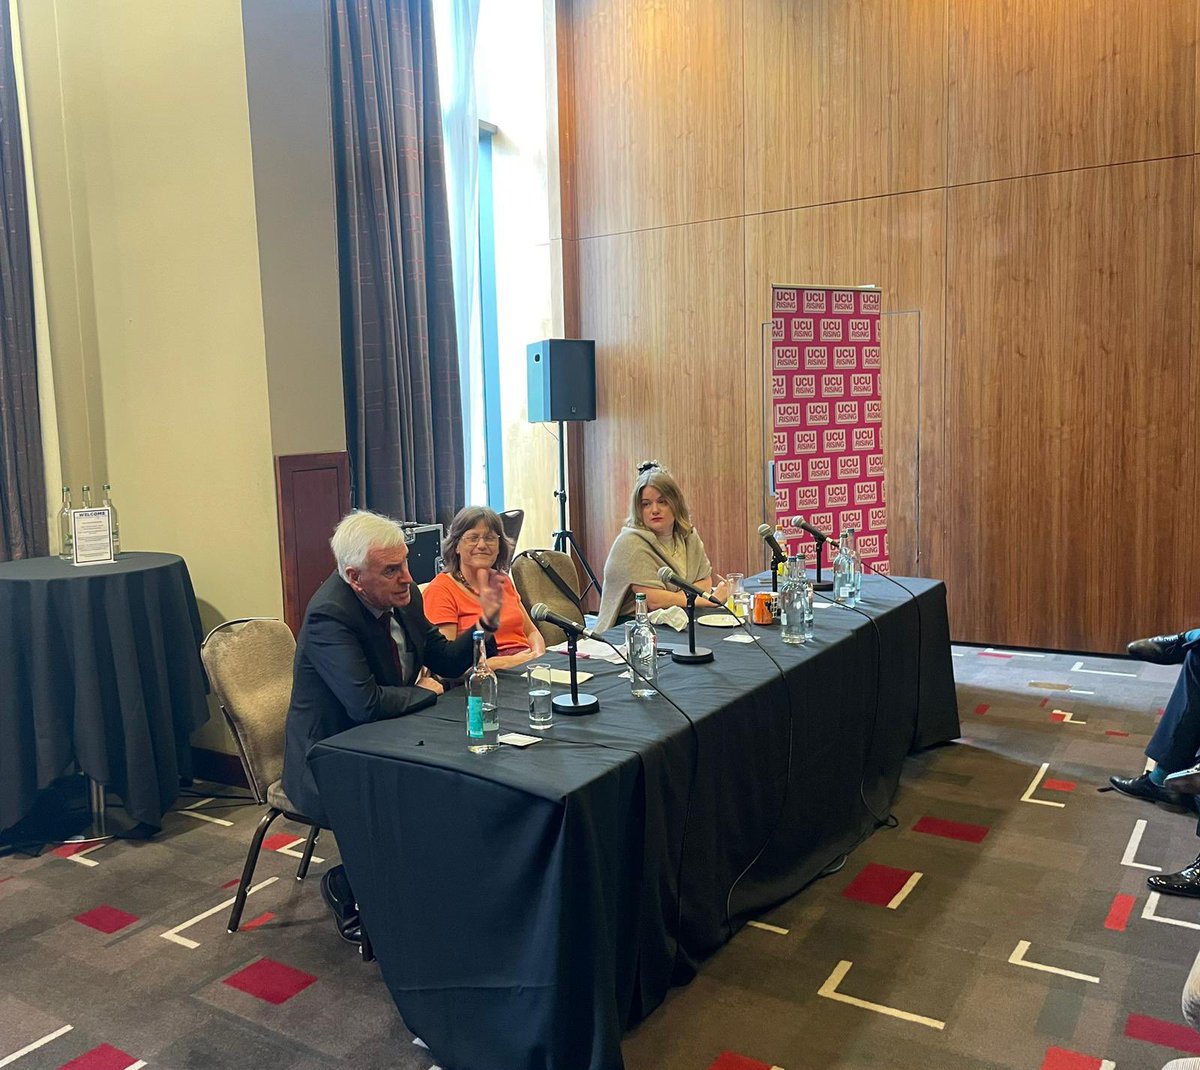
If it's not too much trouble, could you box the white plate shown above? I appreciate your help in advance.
[697,613,741,628]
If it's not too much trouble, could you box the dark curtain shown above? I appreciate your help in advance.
[0,4,48,562]
[330,0,465,527]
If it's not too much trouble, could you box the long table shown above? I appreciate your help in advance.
[310,575,958,1070]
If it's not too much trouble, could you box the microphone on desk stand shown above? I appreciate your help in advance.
[784,517,835,592]
[656,566,715,665]
[530,603,600,715]
[757,523,787,593]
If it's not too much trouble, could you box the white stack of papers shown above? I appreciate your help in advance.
[548,638,626,663]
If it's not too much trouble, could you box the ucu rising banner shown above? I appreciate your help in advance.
[770,285,890,574]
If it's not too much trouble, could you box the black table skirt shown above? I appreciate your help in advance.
[310,575,959,1070]
[0,552,210,832]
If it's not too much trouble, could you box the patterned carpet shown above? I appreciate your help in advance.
[1,645,1198,1070]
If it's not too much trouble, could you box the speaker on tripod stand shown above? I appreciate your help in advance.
[527,339,603,599]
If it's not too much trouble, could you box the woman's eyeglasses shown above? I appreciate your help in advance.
[460,533,501,547]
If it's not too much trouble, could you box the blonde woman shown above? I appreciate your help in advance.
[595,462,728,632]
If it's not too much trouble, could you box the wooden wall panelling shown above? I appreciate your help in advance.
[945,159,1197,651]
[742,0,946,215]
[275,451,351,635]
[744,190,947,583]
[947,0,1195,186]
[569,0,743,236]
[577,217,748,580]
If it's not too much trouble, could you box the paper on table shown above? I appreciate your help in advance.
[723,632,758,643]
[548,638,625,663]
[543,667,593,684]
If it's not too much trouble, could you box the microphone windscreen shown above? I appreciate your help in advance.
[656,565,675,585]
[530,602,549,621]
[757,523,772,537]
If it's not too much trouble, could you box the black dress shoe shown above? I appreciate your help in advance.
[337,921,363,945]
[1148,854,1200,898]
[1127,634,1189,665]
[1108,771,1181,805]
[320,865,360,932]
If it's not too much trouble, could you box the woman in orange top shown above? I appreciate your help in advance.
[423,506,546,671]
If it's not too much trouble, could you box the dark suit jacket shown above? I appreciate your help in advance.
[282,571,477,826]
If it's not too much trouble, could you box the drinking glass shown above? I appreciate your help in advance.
[726,573,749,618]
[527,663,553,730]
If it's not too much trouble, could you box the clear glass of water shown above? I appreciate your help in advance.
[725,573,746,617]
[527,663,553,730]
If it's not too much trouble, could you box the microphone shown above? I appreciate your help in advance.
[794,518,831,544]
[656,565,710,602]
[530,603,604,642]
[757,523,787,563]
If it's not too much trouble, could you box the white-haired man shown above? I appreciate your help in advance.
[283,510,504,943]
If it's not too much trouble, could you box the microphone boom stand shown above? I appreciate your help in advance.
[552,629,600,715]
[670,591,715,665]
[552,419,603,600]
[810,535,833,592]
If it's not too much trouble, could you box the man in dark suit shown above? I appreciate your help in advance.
[283,510,503,942]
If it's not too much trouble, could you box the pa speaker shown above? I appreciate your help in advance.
[527,339,596,422]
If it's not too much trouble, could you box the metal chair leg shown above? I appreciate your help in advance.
[228,807,281,932]
[295,825,320,881]
[360,923,375,963]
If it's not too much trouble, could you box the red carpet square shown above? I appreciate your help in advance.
[842,863,916,907]
[262,833,301,852]
[1042,778,1076,792]
[974,703,989,715]
[1125,1012,1200,1055]
[1105,730,1130,737]
[51,843,100,859]
[913,815,989,843]
[74,905,139,934]
[1041,1046,1105,1070]
[224,958,317,1004]
[242,912,275,931]
[708,1054,774,1070]
[58,1043,138,1070]
[1104,894,1135,931]
[1049,712,1067,722]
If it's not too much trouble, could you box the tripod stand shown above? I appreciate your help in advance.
[552,420,603,599]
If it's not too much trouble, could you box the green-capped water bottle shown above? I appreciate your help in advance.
[466,630,500,753]
[833,531,854,604]
[780,556,806,645]
[102,483,120,557]
[626,592,658,697]
[847,527,863,606]
[57,486,73,560]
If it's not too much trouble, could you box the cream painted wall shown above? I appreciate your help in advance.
[242,0,345,459]
[16,0,338,754]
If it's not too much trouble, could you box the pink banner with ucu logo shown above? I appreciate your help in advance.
[770,285,890,574]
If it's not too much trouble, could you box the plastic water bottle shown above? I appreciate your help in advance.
[802,577,815,640]
[57,486,73,560]
[627,592,658,697]
[833,532,854,604]
[466,630,500,753]
[780,556,806,645]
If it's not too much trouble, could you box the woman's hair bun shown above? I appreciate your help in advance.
[636,459,660,474]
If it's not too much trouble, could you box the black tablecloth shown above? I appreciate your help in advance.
[310,575,958,1070]
[0,552,210,832]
